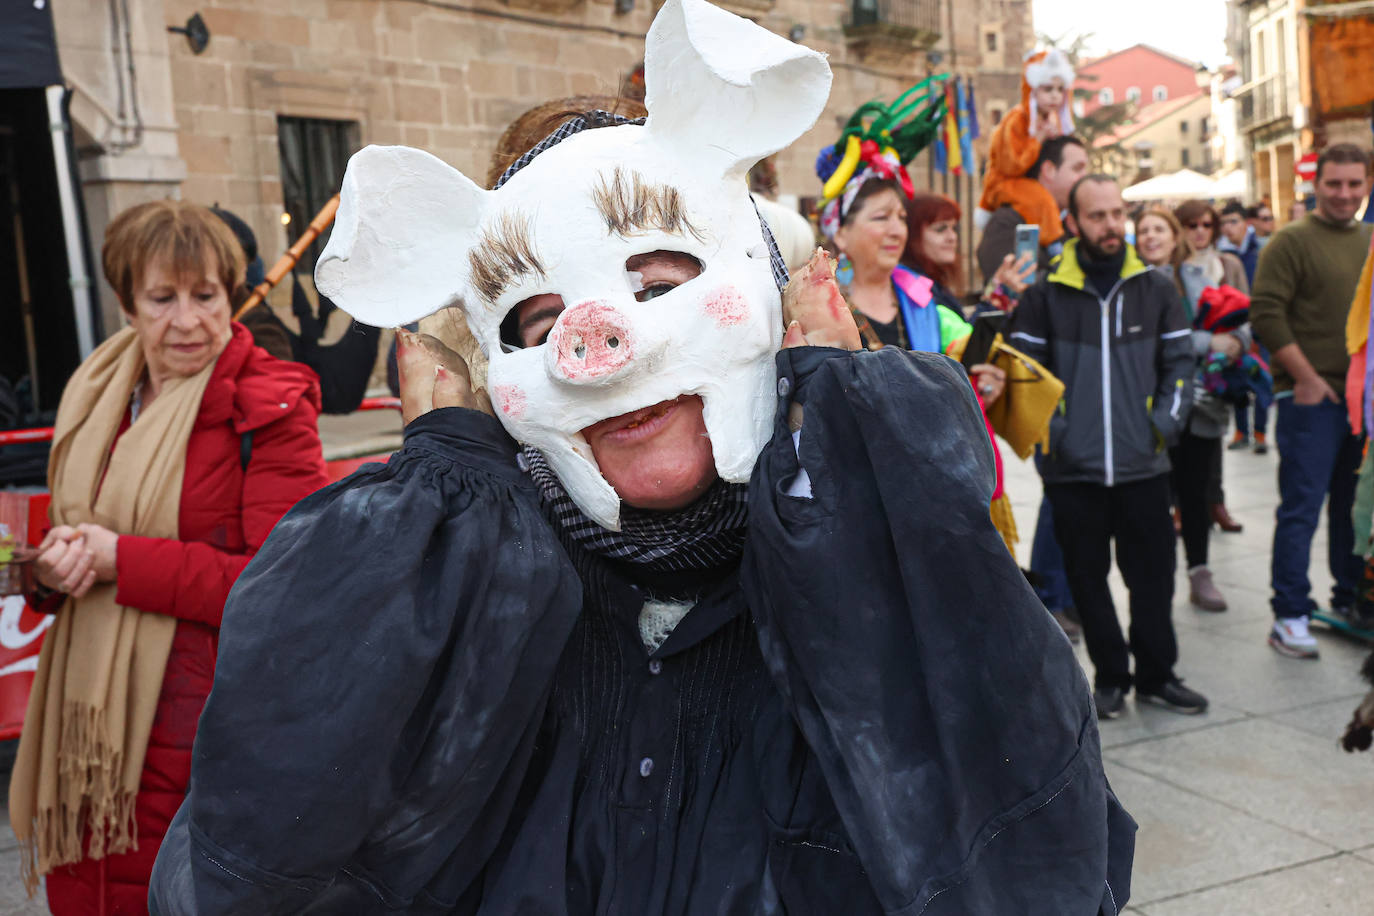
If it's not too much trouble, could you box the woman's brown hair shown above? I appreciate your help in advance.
[486,95,649,190]
[903,192,962,291]
[102,200,246,314]
[1172,199,1220,247]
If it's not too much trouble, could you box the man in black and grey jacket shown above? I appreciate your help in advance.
[1006,175,1204,720]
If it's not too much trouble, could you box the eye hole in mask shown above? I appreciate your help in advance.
[625,250,703,303]
[498,250,703,351]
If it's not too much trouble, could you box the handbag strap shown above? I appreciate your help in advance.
[990,335,1047,381]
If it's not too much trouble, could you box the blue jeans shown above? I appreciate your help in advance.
[1271,397,1364,618]
[1032,455,1074,613]
[1234,399,1269,437]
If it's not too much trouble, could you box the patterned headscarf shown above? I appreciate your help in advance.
[497,111,786,570]
[818,152,907,240]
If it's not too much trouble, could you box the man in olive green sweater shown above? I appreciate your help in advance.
[1250,143,1373,659]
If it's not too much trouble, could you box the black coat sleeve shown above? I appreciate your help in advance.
[743,347,1136,916]
[149,408,582,915]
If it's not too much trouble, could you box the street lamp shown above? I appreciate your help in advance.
[167,13,210,55]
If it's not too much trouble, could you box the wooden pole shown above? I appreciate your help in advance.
[232,193,340,321]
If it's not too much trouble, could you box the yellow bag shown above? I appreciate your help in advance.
[984,335,1064,460]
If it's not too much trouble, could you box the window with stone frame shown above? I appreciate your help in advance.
[1126,86,1141,103]
[1152,85,1168,102]
[277,116,359,274]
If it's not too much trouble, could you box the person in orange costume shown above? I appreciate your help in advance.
[977,49,1076,249]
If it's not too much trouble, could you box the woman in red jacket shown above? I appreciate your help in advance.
[10,200,329,914]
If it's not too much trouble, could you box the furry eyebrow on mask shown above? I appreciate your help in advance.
[591,167,706,243]
[469,211,546,301]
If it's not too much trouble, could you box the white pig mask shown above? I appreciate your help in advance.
[316,0,831,530]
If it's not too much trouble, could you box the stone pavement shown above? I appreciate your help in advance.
[1003,440,1374,915]
[1,419,1372,913]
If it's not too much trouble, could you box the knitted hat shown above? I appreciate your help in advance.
[1021,49,1075,134]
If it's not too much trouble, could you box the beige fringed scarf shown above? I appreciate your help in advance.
[9,326,214,892]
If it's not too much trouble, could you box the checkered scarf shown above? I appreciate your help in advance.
[497,111,786,570]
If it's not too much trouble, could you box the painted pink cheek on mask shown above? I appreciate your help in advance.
[493,384,527,419]
[703,286,749,326]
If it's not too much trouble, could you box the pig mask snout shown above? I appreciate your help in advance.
[549,301,638,383]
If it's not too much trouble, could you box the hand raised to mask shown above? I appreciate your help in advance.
[396,329,493,426]
[781,249,862,353]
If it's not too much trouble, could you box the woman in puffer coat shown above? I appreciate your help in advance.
[11,200,329,914]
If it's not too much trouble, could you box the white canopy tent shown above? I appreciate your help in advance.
[1122,169,1221,202]
[1209,169,1247,200]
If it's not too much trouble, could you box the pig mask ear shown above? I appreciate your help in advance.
[315,145,487,328]
[643,0,832,179]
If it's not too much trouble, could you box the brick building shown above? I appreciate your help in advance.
[1094,91,1214,181]
[2,0,1034,405]
[1075,44,1202,117]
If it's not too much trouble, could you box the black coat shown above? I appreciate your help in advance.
[149,347,1135,915]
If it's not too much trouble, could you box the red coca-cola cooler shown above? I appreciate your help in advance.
[0,491,54,740]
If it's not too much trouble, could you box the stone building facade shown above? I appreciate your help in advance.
[50,0,1035,335]
[1094,92,1214,181]
[1227,0,1374,224]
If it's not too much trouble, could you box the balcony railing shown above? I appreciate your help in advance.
[847,0,941,32]
[844,0,941,55]
[1232,72,1298,134]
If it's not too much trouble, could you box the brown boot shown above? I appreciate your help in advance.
[1211,503,1243,533]
[1189,567,1228,611]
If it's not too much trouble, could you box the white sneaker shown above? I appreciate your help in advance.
[1269,617,1320,659]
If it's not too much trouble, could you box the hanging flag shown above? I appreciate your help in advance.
[933,130,947,174]
[956,78,975,168]
[966,80,981,140]
[943,81,962,175]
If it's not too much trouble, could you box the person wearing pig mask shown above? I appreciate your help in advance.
[149,2,1134,913]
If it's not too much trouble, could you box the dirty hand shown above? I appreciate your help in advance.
[781,249,863,352]
[396,329,493,425]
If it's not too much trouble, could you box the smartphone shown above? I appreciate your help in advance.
[1013,223,1040,280]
